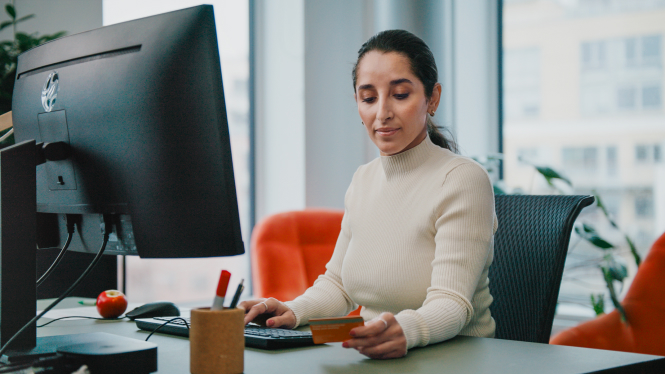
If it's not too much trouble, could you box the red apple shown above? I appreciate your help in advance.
[96,289,128,318]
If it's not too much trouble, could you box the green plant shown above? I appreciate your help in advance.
[0,1,65,148]
[530,165,640,323]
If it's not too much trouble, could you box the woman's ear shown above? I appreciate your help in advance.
[428,83,442,113]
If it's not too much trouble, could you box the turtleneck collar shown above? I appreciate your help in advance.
[380,135,437,181]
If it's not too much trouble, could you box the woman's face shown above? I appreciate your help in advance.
[355,51,441,156]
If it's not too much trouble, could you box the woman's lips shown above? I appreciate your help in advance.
[375,127,400,137]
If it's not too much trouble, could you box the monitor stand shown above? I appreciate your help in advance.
[0,140,157,373]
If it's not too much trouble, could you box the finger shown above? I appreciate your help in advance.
[243,300,269,325]
[343,335,385,349]
[350,318,388,338]
[266,314,292,328]
[238,300,259,312]
[357,340,403,358]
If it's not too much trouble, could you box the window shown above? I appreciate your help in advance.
[607,146,617,175]
[504,1,665,319]
[580,34,663,114]
[624,37,637,66]
[562,147,598,172]
[634,194,654,218]
[581,41,606,69]
[642,35,662,66]
[642,84,662,108]
[655,145,662,162]
[504,48,541,119]
[635,145,649,162]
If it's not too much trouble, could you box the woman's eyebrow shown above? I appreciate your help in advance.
[390,78,413,86]
[358,79,412,90]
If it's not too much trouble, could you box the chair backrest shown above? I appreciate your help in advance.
[251,209,344,301]
[489,194,594,343]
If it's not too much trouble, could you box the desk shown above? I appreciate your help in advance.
[37,299,665,373]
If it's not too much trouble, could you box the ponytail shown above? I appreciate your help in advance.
[427,116,458,153]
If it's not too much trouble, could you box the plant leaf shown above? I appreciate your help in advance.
[534,166,572,186]
[601,254,628,282]
[592,191,618,229]
[0,20,13,31]
[40,31,66,42]
[5,4,15,19]
[625,235,641,268]
[574,225,614,249]
[590,293,605,316]
[14,14,35,24]
[601,267,628,324]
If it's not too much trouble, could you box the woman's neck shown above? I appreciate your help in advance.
[380,128,428,156]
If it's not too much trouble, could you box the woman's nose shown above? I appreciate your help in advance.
[376,97,393,122]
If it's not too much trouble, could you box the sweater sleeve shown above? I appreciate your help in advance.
[284,175,359,327]
[394,161,496,349]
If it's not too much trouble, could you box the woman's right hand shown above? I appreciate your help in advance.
[238,297,297,329]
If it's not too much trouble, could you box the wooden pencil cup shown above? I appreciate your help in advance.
[190,307,244,374]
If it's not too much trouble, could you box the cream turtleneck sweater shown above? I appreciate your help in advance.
[284,136,498,350]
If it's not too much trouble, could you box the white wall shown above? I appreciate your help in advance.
[453,0,500,158]
[254,0,306,220]
[304,1,369,209]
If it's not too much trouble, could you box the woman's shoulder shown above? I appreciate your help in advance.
[428,148,489,181]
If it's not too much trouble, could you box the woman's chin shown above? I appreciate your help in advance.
[377,144,406,156]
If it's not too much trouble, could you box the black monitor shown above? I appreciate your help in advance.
[13,5,244,259]
[0,5,244,367]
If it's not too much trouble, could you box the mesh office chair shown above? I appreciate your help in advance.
[489,194,594,343]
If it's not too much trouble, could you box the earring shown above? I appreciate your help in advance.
[361,121,365,126]
[429,111,435,117]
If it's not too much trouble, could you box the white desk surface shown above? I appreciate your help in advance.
[36,298,665,374]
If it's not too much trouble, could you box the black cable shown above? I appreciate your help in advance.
[145,317,190,342]
[0,216,113,358]
[36,233,73,287]
[36,215,77,287]
[37,315,125,328]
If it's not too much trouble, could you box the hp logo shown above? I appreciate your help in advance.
[41,71,59,112]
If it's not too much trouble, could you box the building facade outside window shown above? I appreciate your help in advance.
[503,0,665,318]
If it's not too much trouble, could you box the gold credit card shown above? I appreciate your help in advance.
[309,316,364,344]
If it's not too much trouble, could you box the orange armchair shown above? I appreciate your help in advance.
[550,231,665,355]
[251,209,344,302]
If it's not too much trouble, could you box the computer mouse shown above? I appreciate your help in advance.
[126,301,180,320]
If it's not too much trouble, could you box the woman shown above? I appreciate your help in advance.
[240,29,497,359]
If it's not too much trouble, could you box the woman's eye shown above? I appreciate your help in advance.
[362,97,376,103]
[394,93,409,100]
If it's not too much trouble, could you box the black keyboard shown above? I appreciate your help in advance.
[135,317,315,350]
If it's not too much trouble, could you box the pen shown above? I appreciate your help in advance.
[229,279,244,309]
[212,270,231,311]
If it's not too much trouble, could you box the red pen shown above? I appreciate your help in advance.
[212,270,231,310]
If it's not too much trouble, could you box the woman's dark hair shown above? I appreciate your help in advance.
[352,29,458,153]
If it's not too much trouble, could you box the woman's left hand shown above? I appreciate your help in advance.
[342,312,407,359]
